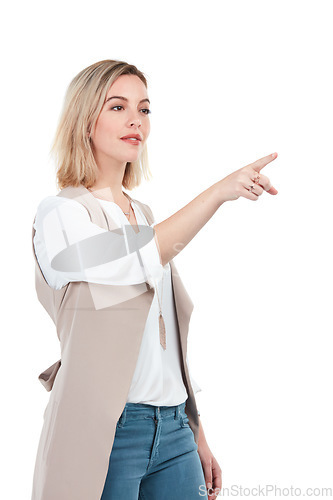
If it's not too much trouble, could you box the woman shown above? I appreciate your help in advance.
[31,59,278,500]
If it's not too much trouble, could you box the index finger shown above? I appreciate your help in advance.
[250,152,278,172]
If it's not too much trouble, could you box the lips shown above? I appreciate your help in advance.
[121,134,142,141]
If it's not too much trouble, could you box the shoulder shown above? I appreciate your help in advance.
[34,194,89,224]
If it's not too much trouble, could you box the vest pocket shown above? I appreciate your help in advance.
[42,399,59,462]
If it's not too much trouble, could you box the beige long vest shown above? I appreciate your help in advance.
[31,185,200,500]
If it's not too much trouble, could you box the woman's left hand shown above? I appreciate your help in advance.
[197,439,222,499]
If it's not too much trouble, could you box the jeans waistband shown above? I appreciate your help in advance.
[117,400,187,424]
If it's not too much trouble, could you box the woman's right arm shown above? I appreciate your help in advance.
[153,153,278,267]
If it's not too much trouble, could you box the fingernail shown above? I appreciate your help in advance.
[207,482,212,489]
[271,153,276,158]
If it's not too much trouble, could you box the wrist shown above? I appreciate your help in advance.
[212,180,227,206]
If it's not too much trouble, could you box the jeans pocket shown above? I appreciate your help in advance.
[116,418,124,429]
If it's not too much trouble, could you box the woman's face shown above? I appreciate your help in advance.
[90,74,151,166]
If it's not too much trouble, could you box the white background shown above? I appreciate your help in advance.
[2,0,333,498]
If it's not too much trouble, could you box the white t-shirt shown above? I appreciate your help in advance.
[33,195,202,406]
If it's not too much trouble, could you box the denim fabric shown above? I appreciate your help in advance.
[100,401,208,499]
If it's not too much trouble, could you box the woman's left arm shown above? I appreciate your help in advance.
[197,417,222,500]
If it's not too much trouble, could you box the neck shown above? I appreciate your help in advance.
[88,185,126,203]
[90,149,128,202]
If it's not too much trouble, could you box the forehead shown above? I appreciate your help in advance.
[106,74,148,99]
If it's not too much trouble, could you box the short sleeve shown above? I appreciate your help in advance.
[33,195,164,290]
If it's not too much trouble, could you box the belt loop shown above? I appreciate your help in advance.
[175,403,180,420]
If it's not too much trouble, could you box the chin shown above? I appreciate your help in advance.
[125,153,142,163]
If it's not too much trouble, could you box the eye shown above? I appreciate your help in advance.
[110,105,151,115]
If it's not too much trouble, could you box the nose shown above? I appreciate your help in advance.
[130,118,141,127]
[127,111,141,128]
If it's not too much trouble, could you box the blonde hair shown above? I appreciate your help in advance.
[51,59,153,191]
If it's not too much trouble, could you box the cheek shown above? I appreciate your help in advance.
[95,115,119,142]
[144,121,151,136]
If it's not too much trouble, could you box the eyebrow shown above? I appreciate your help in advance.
[105,95,150,105]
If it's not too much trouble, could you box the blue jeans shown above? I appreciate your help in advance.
[100,400,208,499]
